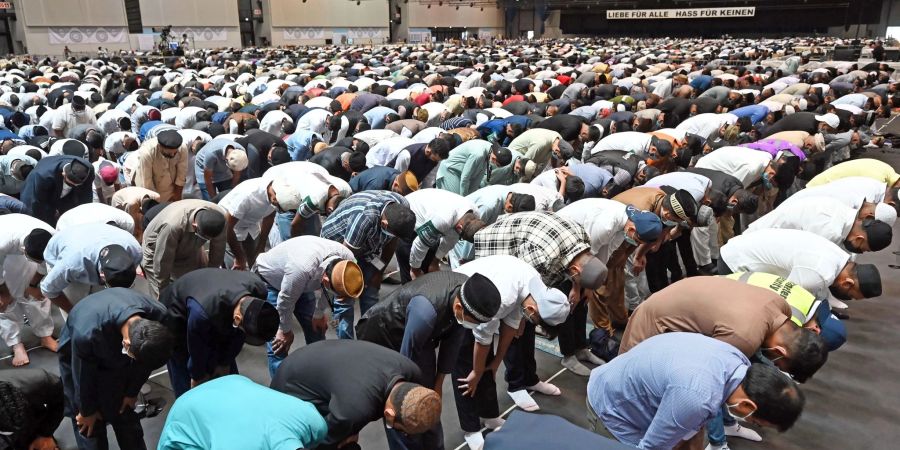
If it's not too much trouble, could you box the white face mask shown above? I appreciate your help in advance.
[726,403,755,422]
[456,315,479,330]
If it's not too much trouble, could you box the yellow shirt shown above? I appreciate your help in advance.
[724,272,820,327]
[807,158,900,187]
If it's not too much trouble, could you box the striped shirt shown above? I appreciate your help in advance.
[320,190,408,261]
[474,211,590,287]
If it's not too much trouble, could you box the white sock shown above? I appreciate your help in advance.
[528,381,561,396]
[482,416,505,430]
[464,431,485,450]
[507,389,540,411]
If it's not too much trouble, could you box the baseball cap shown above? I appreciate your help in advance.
[460,273,501,322]
[23,229,52,262]
[527,276,570,326]
[98,244,136,288]
[330,260,364,299]
[99,165,118,184]
[225,148,249,171]
[157,129,183,149]
[856,263,882,298]
[625,205,662,242]
[814,113,840,129]
[862,218,892,252]
[239,297,279,346]
[272,178,301,212]
[579,256,608,290]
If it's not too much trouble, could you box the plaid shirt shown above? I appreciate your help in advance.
[321,190,408,261]
[474,211,590,287]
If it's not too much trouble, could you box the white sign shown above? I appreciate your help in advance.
[606,7,756,20]
[49,27,128,44]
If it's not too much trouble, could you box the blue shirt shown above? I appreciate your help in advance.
[321,190,408,261]
[730,104,770,124]
[184,297,246,380]
[195,137,246,183]
[363,106,397,129]
[41,223,141,297]
[690,75,714,92]
[587,333,749,450]
[569,162,613,198]
[159,375,327,450]
[350,166,400,192]
[285,130,321,162]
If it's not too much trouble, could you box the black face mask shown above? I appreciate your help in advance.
[829,284,853,301]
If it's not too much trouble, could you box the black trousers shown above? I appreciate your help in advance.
[557,294,588,357]
[645,245,670,293]
[503,323,539,392]
[451,332,501,432]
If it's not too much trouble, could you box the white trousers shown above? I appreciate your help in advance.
[1,255,54,346]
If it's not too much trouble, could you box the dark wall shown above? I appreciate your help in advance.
[559,0,884,37]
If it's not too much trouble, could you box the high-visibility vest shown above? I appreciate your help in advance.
[724,272,821,327]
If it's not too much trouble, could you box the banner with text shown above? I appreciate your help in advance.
[606,7,756,20]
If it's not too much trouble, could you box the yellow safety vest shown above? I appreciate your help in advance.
[724,272,821,327]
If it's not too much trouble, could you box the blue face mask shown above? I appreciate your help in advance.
[662,218,679,227]
[762,172,774,190]
[624,234,639,246]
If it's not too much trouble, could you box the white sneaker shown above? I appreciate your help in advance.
[465,431,485,450]
[527,381,561,396]
[725,423,762,441]
[482,417,505,430]
[576,348,606,365]
[561,355,591,376]
[704,444,729,450]
[828,298,849,309]
[507,389,540,411]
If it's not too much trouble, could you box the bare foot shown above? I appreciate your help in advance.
[11,343,29,367]
[40,336,59,352]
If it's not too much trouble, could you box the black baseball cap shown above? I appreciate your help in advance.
[240,298,279,345]
[98,245,136,288]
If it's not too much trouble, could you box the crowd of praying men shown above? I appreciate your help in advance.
[0,36,898,450]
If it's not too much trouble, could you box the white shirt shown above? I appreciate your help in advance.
[530,169,559,192]
[354,129,399,148]
[644,172,712,203]
[695,146,772,188]
[406,188,476,267]
[785,176,886,208]
[412,127,445,144]
[174,106,206,129]
[218,178,275,239]
[746,197,857,246]
[96,108,130,135]
[0,214,54,285]
[262,161,328,182]
[558,198,628,263]
[675,113,737,138]
[508,183,563,212]
[259,110,293,137]
[103,131,139,156]
[719,228,850,299]
[365,136,415,168]
[454,255,544,344]
[294,108,331,136]
[57,203,135,235]
[590,131,652,156]
[255,236,355,331]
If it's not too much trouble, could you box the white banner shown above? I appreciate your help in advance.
[606,7,756,20]
[347,28,387,40]
[282,27,327,41]
[48,27,127,45]
[171,27,228,42]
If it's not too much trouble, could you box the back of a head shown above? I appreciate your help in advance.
[384,203,416,240]
[269,146,291,166]
[129,318,175,369]
[493,147,512,167]
[863,219,893,252]
[459,212,486,242]
[0,381,28,437]
[195,209,226,237]
[734,189,760,215]
[785,328,829,383]
[347,151,367,173]
[428,138,451,160]
[392,382,442,435]
[742,363,805,432]
[508,192,536,213]
[564,175,585,202]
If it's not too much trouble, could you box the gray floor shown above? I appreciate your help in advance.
[4,150,900,450]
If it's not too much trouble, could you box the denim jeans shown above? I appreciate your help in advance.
[706,404,736,446]
[264,286,326,378]
[198,180,233,201]
[333,259,380,339]
[275,211,321,242]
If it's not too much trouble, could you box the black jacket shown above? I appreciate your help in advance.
[270,340,422,446]
[19,155,94,226]
[309,146,354,181]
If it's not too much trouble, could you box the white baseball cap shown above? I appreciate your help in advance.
[272,178,302,212]
[527,277,570,326]
[814,113,840,129]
